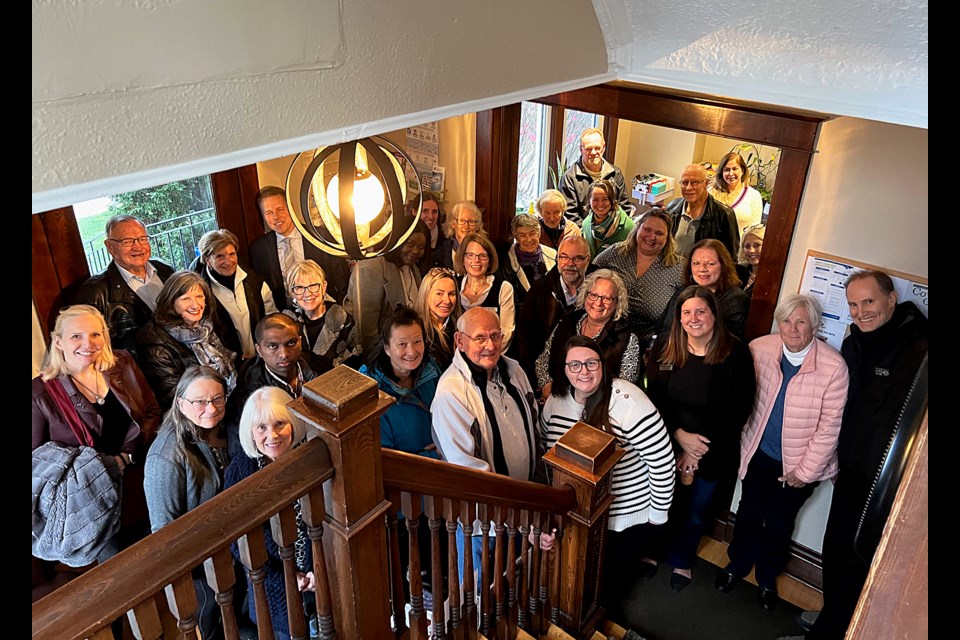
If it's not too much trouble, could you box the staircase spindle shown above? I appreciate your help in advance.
[528,511,543,635]
[300,488,336,640]
[536,512,553,636]
[425,496,446,639]
[504,508,518,639]
[386,490,408,638]
[238,528,276,640]
[203,548,240,640]
[271,504,308,639]
[126,596,164,640]
[492,505,506,640]
[89,627,115,640]
[549,516,564,626]
[478,503,492,638]
[460,501,478,636]
[164,572,200,639]
[443,499,464,640]
[401,492,428,639]
[517,510,530,631]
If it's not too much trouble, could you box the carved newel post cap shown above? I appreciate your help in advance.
[300,365,379,421]
[545,421,623,479]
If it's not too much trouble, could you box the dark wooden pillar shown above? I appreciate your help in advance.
[475,104,521,245]
[543,422,623,640]
[211,164,262,264]
[32,207,90,335]
[287,365,396,638]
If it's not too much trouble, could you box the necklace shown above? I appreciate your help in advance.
[71,373,105,405]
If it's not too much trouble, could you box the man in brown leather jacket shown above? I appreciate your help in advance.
[75,215,174,356]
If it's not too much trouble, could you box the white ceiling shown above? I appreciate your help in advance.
[594,0,927,128]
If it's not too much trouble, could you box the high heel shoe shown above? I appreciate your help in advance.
[670,570,692,592]
[637,560,659,580]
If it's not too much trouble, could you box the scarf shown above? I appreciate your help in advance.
[515,244,543,268]
[587,207,626,253]
[256,443,309,571]
[164,319,238,392]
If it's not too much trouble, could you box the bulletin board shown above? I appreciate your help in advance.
[798,251,928,350]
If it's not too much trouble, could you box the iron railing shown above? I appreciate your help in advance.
[83,208,217,274]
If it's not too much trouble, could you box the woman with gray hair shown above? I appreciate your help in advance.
[714,294,849,612]
[499,213,557,311]
[534,189,582,251]
[192,228,277,361]
[535,268,641,400]
[433,200,485,269]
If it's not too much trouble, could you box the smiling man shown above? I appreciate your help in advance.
[665,163,740,259]
[76,215,174,355]
[223,313,318,458]
[800,270,927,640]
[559,128,634,225]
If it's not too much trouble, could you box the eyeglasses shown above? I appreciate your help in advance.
[558,253,589,264]
[457,218,480,227]
[291,283,323,296]
[679,180,705,188]
[107,236,150,248]
[565,359,601,373]
[465,331,504,346]
[182,395,226,409]
[464,252,489,262]
[585,291,616,305]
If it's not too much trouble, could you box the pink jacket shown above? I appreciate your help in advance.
[739,334,849,483]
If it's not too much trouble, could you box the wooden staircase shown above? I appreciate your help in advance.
[32,366,628,640]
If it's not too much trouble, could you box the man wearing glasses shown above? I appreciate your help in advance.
[433,200,485,270]
[665,164,740,259]
[76,215,174,355]
[515,236,594,393]
[559,128,635,225]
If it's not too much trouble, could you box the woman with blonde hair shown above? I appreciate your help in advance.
[414,267,463,371]
[33,304,160,563]
[736,223,765,296]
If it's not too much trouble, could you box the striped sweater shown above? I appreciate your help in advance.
[540,378,675,532]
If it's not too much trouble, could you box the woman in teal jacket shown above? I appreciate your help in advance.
[582,179,635,258]
[359,304,440,458]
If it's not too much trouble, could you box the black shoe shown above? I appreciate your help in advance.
[637,561,659,580]
[669,571,692,592]
[758,586,779,611]
[714,568,739,593]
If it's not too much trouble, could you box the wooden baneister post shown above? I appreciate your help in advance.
[543,421,623,639]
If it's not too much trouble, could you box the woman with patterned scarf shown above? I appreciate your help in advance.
[581,179,635,258]
[499,213,557,315]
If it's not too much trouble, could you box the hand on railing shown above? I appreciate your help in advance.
[297,570,316,593]
[528,528,558,551]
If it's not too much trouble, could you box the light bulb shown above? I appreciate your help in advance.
[328,171,386,224]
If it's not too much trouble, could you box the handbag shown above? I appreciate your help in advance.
[43,378,96,447]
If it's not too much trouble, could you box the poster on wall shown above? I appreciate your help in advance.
[405,122,439,195]
[798,250,928,350]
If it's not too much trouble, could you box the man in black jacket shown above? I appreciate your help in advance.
[248,185,351,311]
[803,270,928,640]
[665,164,739,259]
[514,235,592,397]
[75,215,174,356]
[559,128,635,225]
[223,313,319,458]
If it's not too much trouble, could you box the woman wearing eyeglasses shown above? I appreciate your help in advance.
[643,286,756,591]
[344,220,430,357]
[582,179,635,258]
[454,232,516,351]
[414,267,463,371]
[283,259,361,373]
[535,269,641,401]
[540,335,674,601]
[433,200,484,269]
[144,365,236,638]
[135,270,238,411]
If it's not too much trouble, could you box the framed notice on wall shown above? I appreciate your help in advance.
[798,250,928,350]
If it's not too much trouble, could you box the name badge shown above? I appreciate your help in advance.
[659,364,674,371]
[874,367,890,377]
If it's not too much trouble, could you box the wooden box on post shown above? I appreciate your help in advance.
[543,421,623,640]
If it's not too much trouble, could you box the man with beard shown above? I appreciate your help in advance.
[514,235,593,399]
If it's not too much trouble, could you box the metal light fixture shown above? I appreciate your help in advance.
[285,136,422,260]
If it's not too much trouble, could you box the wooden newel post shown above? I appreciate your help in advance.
[542,421,623,640]
[287,365,396,638]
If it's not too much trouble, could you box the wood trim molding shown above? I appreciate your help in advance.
[475,105,521,245]
[211,164,262,264]
[32,207,90,336]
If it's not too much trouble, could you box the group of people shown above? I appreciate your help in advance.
[32,132,926,640]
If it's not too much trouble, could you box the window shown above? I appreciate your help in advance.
[562,109,601,170]
[75,175,218,274]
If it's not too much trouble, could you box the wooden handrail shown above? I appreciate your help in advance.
[32,436,334,640]
[382,448,578,514]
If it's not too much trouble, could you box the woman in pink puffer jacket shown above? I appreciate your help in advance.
[713,294,849,612]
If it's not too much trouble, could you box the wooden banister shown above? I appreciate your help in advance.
[32,436,334,640]
[382,449,579,514]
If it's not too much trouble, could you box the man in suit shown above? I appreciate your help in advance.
[76,215,174,355]
[665,163,740,259]
[248,185,351,311]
